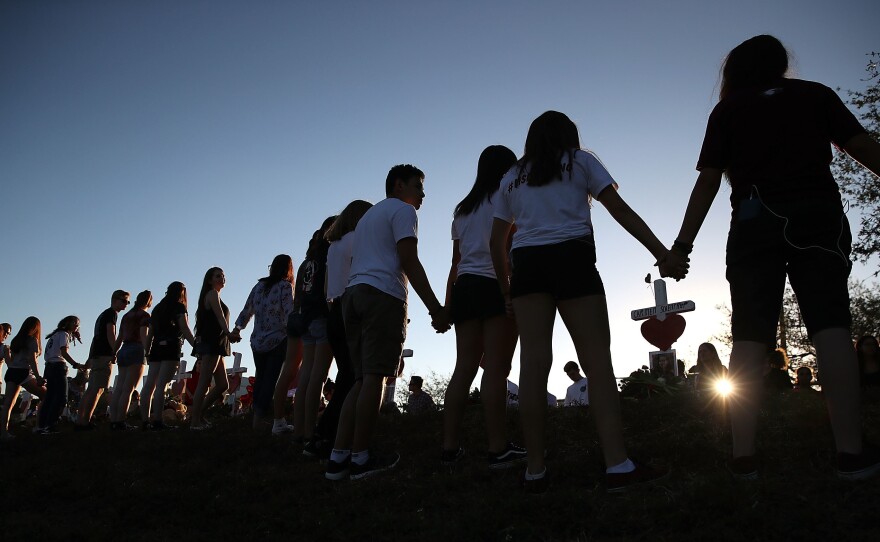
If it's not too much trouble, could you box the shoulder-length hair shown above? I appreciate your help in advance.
[259,254,294,294]
[305,216,337,260]
[160,281,188,310]
[326,201,372,242]
[719,34,789,101]
[454,145,517,218]
[518,111,580,187]
[133,290,152,310]
[197,267,223,313]
[11,316,41,355]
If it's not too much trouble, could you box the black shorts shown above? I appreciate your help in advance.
[726,198,852,345]
[149,341,182,362]
[451,274,506,324]
[4,367,31,385]
[510,235,605,300]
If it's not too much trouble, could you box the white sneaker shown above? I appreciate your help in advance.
[272,423,295,435]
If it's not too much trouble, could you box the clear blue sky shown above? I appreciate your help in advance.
[1,0,878,398]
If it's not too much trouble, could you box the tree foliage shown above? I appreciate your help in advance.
[833,52,880,270]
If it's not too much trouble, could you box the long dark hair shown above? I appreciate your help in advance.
[259,254,294,295]
[46,316,80,344]
[719,35,789,101]
[163,281,188,310]
[454,145,517,217]
[326,200,372,242]
[11,316,41,355]
[133,290,152,310]
[306,216,337,260]
[518,111,580,187]
[197,267,223,313]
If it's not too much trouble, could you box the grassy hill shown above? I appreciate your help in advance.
[2,388,879,541]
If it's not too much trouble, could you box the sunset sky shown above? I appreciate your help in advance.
[1,0,878,397]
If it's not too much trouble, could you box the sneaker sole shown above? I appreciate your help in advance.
[607,468,671,493]
[838,462,880,481]
[489,456,528,470]
[350,456,400,480]
[325,469,350,481]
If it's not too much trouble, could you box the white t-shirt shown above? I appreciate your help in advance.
[44,330,70,364]
[451,195,498,279]
[326,232,355,301]
[564,377,589,406]
[494,149,616,250]
[348,198,418,302]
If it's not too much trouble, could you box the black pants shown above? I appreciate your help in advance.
[316,299,353,442]
[251,340,287,419]
[38,363,68,429]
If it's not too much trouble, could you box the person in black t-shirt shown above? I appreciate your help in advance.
[668,35,880,480]
[76,290,129,430]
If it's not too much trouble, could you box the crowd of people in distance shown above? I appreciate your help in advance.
[2,34,880,489]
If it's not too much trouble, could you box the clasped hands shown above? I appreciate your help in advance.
[430,306,451,334]
[657,247,690,281]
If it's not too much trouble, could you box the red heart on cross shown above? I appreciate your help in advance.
[640,314,686,351]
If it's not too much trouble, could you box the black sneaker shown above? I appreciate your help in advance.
[441,447,465,466]
[488,443,528,470]
[838,444,880,481]
[325,456,351,481]
[74,423,96,432]
[522,468,549,494]
[727,455,759,481]
[141,421,153,431]
[350,451,400,480]
[606,460,670,492]
[303,439,331,460]
[151,421,175,431]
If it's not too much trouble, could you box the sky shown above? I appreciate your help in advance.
[1,0,878,399]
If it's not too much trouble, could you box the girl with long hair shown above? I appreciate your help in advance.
[289,216,338,455]
[231,254,295,432]
[110,290,152,430]
[189,267,234,430]
[314,200,372,448]
[0,323,12,398]
[669,35,880,479]
[490,111,679,492]
[141,282,196,430]
[695,342,728,392]
[442,145,525,468]
[36,316,83,433]
[1,317,46,440]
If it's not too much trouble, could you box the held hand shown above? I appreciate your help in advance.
[503,293,516,320]
[430,307,451,334]
[657,249,690,281]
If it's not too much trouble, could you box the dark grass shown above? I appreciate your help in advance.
[3,388,880,541]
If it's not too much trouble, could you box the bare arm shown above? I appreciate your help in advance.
[444,240,461,307]
[596,186,669,261]
[139,323,149,350]
[490,218,514,315]
[60,346,80,369]
[177,313,197,348]
[206,290,231,336]
[843,133,880,178]
[674,168,723,246]
[397,237,447,330]
[107,323,120,356]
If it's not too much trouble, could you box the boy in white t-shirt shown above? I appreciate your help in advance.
[563,361,589,407]
[326,164,450,481]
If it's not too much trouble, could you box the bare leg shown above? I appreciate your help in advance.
[481,315,518,453]
[443,319,483,451]
[141,363,160,422]
[273,339,302,420]
[728,340,768,458]
[293,343,316,438]
[200,358,229,421]
[304,343,334,440]
[333,380,361,451]
[512,293,557,475]
[1,384,22,435]
[813,327,863,455]
[113,364,145,423]
[352,374,385,453]
[190,355,221,428]
[558,295,627,467]
[151,361,178,422]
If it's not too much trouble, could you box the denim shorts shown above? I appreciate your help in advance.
[117,343,146,367]
[301,317,329,345]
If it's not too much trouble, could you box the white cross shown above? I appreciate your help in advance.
[226,352,246,376]
[630,279,695,321]
[172,360,192,382]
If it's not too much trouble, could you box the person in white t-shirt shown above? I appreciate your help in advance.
[36,316,84,433]
[563,361,589,407]
[490,111,684,492]
[440,145,527,469]
[325,164,451,481]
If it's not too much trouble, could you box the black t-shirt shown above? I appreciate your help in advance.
[294,247,330,318]
[697,79,866,214]
[88,308,118,358]
[151,300,187,342]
